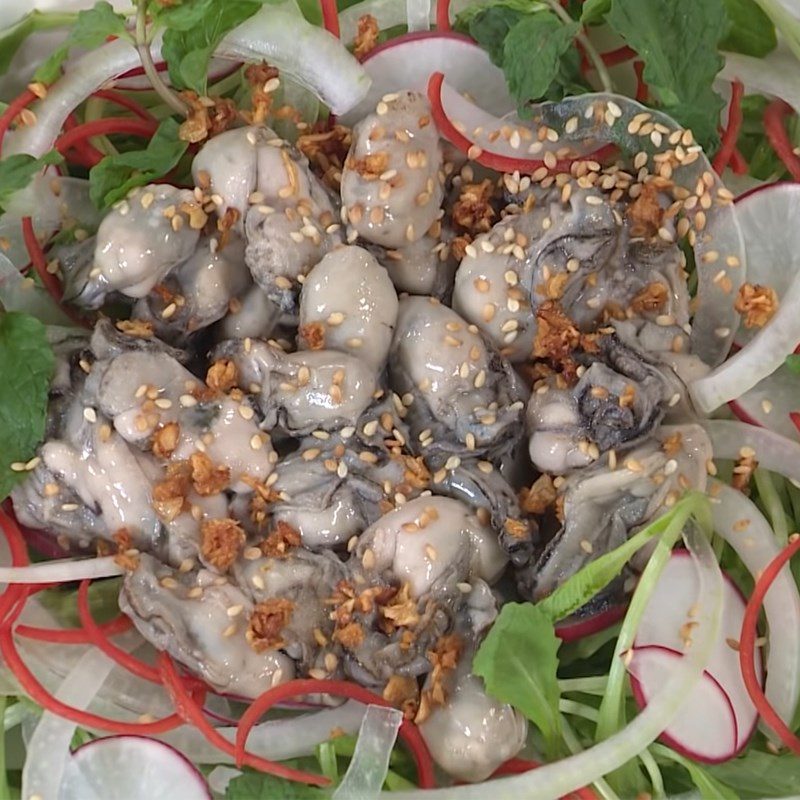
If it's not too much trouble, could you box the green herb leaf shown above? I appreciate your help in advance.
[502,12,581,109]
[473,602,562,752]
[0,151,64,214]
[707,749,800,799]
[580,0,611,24]
[34,1,130,85]
[88,118,188,208]
[785,353,800,374]
[465,5,527,66]
[0,10,79,77]
[225,769,328,799]
[160,0,266,95]
[652,744,740,800]
[721,0,777,56]
[606,0,729,149]
[0,312,54,502]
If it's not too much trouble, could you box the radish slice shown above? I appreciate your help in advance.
[111,58,239,92]
[0,556,124,583]
[555,604,626,642]
[691,183,800,412]
[709,479,800,732]
[7,4,369,159]
[627,645,739,763]
[60,736,211,799]
[634,550,760,753]
[729,364,800,441]
[338,32,513,126]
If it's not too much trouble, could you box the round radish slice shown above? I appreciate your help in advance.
[59,736,211,800]
[734,182,800,348]
[729,364,800,441]
[627,645,739,764]
[111,58,240,92]
[338,31,514,126]
[555,604,626,642]
[634,550,761,753]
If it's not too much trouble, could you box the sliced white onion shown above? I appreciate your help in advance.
[8,4,369,159]
[386,528,723,800]
[704,419,800,484]
[339,32,513,126]
[721,45,800,115]
[406,0,432,32]
[691,183,800,413]
[60,736,211,800]
[160,700,367,764]
[0,556,124,583]
[0,252,76,326]
[333,705,402,799]
[21,647,116,800]
[728,364,800,441]
[709,478,800,728]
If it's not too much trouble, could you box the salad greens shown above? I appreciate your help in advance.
[0,312,54,503]
[0,151,63,214]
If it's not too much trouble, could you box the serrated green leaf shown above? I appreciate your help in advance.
[88,118,188,208]
[606,0,729,150]
[0,151,64,214]
[0,312,54,502]
[33,1,130,85]
[473,602,562,753]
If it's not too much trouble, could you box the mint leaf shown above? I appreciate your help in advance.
[0,151,64,214]
[473,602,562,753]
[606,0,729,149]
[705,749,800,798]
[34,2,130,85]
[466,6,527,66]
[0,313,54,502]
[721,0,777,56]
[160,0,266,95]
[225,769,328,799]
[785,353,800,374]
[88,118,188,208]
[0,10,78,77]
[581,0,611,24]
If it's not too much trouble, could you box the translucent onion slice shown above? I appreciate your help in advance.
[709,479,800,730]
[387,528,723,800]
[0,556,124,583]
[692,183,800,413]
[428,79,746,368]
[332,705,402,799]
[8,4,369,159]
[22,647,116,800]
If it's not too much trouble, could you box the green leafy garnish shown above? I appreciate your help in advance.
[652,744,739,800]
[473,602,562,753]
[0,10,79,77]
[159,0,268,95]
[225,769,328,799]
[0,313,54,503]
[34,1,131,85]
[0,151,64,215]
[605,0,729,149]
[721,0,778,57]
[580,0,611,24]
[503,13,581,107]
[88,118,189,208]
[707,749,800,798]
[785,353,800,374]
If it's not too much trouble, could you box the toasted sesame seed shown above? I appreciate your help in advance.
[83,407,97,423]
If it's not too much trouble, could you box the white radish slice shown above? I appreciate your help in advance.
[729,364,800,441]
[0,555,124,583]
[733,183,800,347]
[60,736,211,800]
[338,31,513,126]
[691,183,800,413]
[634,550,761,753]
[627,645,739,763]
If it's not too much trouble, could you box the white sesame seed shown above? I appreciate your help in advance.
[83,407,97,423]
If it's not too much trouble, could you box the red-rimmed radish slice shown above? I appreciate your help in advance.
[60,736,211,799]
[339,32,512,125]
[634,550,760,753]
[733,182,800,347]
[692,182,800,412]
[729,364,800,441]
[627,645,739,763]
